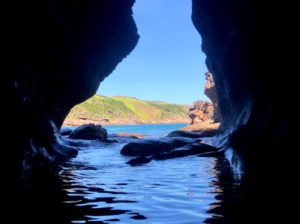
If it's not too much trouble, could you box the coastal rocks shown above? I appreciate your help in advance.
[154,143,221,160]
[126,156,152,166]
[121,136,221,165]
[204,72,221,122]
[183,72,221,132]
[69,124,108,140]
[187,72,220,125]
[121,137,195,157]
[60,127,74,136]
[112,132,144,139]
[121,140,174,157]
[2,0,139,170]
[180,122,220,132]
[167,130,218,138]
[188,101,214,124]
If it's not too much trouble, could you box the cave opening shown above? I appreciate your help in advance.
[64,0,221,133]
[3,0,295,223]
[55,1,233,223]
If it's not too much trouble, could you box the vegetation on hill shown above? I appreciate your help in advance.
[64,95,189,125]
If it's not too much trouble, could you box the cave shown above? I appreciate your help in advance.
[1,0,297,223]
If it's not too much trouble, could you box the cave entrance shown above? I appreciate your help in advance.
[64,0,220,132]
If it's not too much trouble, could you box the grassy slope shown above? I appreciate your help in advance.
[66,95,189,123]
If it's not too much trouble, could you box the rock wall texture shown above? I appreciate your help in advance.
[188,100,214,124]
[0,0,297,221]
[188,72,220,125]
[192,0,297,222]
[1,0,139,172]
[204,72,221,122]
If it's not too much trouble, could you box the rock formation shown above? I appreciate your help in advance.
[188,101,214,124]
[1,0,139,172]
[186,71,220,130]
[192,0,297,222]
[1,0,298,222]
[204,72,221,122]
[69,124,108,140]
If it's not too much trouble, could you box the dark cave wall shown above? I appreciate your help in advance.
[192,0,297,220]
[192,0,258,130]
[0,0,297,221]
[192,0,296,168]
[1,0,139,169]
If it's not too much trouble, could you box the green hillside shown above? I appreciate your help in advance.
[65,95,189,124]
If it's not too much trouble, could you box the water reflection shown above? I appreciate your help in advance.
[205,158,242,224]
[19,144,241,223]
[56,144,241,223]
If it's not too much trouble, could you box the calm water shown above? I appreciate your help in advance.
[103,123,187,137]
[56,124,241,223]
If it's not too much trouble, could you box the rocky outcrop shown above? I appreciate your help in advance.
[1,0,297,221]
[168,129,219,138]
[204,72,221,122]
[188,101,214,124]
[69,124,108,140]
[184,71,221,133]
[112,132,144,139]
[122,137,220,165]
[1,0,139,172]
[192,0,297,222]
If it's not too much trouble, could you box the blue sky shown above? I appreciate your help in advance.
[97,0,208,104]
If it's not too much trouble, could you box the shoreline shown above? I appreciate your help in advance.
[63,118,189,127]
[63,121,189,127]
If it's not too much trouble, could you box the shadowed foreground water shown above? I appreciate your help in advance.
[53,139,241,224]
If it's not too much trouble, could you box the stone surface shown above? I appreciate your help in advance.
[192,0,297,221]
[204,72,222,122]
[1,0,298,221]
[112,132,144,139]
[123,138,220,165]
[180,121,220,132]
[121,140,174,157]
[69,124,108,140]
[1,0,138,170]
[126,156,152,166]
[121,137,196,157]
[154,143,220,160]
[167,130,218,138]
[188,100,214,124]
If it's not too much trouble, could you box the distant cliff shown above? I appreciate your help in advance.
[182,72,221,132]
[64,95,189,126]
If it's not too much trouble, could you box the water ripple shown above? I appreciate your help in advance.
[56,141,240,223]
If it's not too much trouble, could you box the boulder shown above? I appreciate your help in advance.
[126,156,152,166]
[69,124,107,140]
[112,132,144,139]
[154,143,220,160]
[121,137,194,157]
[60,127,74,136]
[167,130,217,138]
[121,140,173,157]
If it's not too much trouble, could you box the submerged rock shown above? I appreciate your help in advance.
[167,130,218,138]
[121,137,194,157]
[60,127,73,136]
[112,132,144,139]
[154,143,220,160]
[69,124,108,140]
[126,156,152,166]
[121,140,173,157]
[122,136,221,165]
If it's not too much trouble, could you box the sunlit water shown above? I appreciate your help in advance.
[104,123,187,138]
[57,124,240,223]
